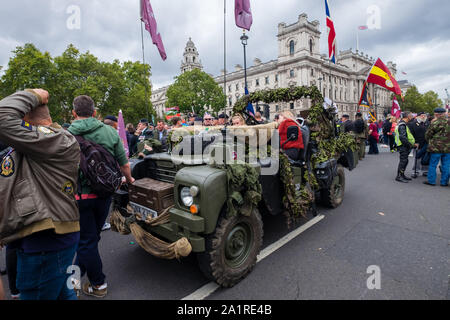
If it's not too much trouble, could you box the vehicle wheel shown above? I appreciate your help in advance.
[320,165,345,208]
[197,208,263,288]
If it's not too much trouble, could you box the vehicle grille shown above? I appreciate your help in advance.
[154,160,177,183]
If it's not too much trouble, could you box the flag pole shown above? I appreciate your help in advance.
[224,0,227,113]
[356,28,359,52]
[140,6,150,121]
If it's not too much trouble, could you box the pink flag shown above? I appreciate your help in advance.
[235,0,253,31]
[117,110,129,157]
[141,0,167,61]
[391,97,401,119]
[358,25,368,30]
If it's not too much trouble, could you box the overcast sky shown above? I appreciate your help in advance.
[0,0,449,101]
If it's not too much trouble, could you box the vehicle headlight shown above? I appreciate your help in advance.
[180,187,194,207]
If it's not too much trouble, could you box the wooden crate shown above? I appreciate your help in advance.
[128,178,174,214]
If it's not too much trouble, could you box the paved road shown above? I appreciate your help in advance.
[1,147,449,300]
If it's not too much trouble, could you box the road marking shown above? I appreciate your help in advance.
[181,214,325,300]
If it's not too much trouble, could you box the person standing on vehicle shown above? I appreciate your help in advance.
[0,89,81,300]
[423,108,449,187]
[68,95,135,298]
[353,113,368,160]
[395,112,416,183]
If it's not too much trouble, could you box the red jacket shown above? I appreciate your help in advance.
[278,119,304,150]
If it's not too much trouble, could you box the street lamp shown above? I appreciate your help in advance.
[318,77,323,93]
[240,31,249,90]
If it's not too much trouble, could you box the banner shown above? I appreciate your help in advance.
[141,0,167,61]
[367,58,402,97]
[235,0,253,31]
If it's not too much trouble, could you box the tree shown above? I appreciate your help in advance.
[422,91,443,114]
[0,43,154,125]
[398,86,443,114]
[166,69,225,116]
[400,85,424,113]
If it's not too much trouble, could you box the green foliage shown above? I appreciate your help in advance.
[0,43,153,125]
[166,69,225,116]
[398,85,443,114]
[233,86,323,115]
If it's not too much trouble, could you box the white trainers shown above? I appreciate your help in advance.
[71,277,81,298]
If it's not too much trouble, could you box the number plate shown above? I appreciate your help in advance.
[130,202,158,220]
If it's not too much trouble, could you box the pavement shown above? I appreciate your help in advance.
[1,146,449,300]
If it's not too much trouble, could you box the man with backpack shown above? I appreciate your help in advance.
[353,113,369,160]
[68,95,135,298]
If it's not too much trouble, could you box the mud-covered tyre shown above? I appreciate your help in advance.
[197,208,263,288]
[320,165,345,208]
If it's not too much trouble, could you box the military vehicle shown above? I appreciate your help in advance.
[111,87,356,287]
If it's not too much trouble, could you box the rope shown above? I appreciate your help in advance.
[110,206,192,260]
[130,223,192,260]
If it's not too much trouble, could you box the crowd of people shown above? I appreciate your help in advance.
[335,109,449,186]
[0,87,448,301]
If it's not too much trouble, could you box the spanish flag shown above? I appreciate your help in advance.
[367,58,402,97]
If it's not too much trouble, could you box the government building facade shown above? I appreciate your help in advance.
[151,13,398,121]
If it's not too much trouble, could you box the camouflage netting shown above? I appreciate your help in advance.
[233,86,356,227]
[131,138,163,158]
[306,103,358,167]
[214,162,262,218]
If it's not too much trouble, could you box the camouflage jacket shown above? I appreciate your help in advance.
[425,117,450,153]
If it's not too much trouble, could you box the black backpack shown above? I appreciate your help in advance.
[75,135,122,198]
[354,119,365,134]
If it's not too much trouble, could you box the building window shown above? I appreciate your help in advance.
[290,70,295,78]
[276,105,280,112]
[236,83,239,91]
[228,85,231,92]
[265,76,269,85]
[275,74,279,82]
[309,39,313,55]
[229,97,233,106]
[311,69,314,76]
[193,57,196,63]
[289,40,295,55]
[256,79,260,86]
[290,102,294,110]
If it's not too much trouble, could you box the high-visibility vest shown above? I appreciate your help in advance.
[395,122,415,146]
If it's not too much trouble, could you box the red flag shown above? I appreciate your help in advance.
[141,0,167,61]
[367,58,402,96]
[235,0,253,31]
[391,97,401,119]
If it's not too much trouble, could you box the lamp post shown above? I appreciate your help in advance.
[240,31,249,90]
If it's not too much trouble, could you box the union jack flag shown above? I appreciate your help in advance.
[325,0,336,64]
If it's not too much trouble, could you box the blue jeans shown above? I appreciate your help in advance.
[428,153,450,185]
[16,244,78,300]
[75,197,112,286]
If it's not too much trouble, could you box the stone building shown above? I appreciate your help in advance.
[151,13,398,120]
